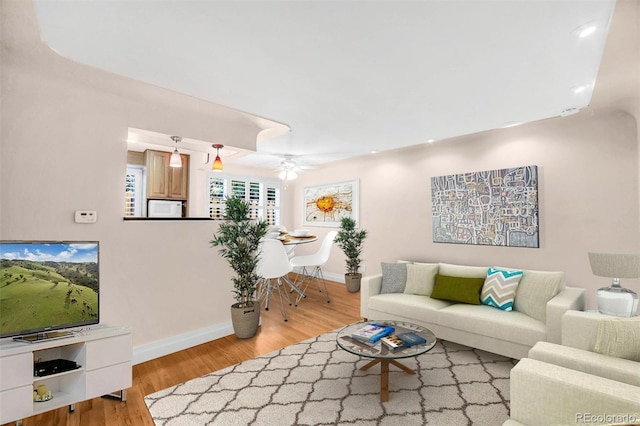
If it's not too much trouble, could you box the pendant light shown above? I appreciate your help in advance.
[169,136,182,168]
[212,144,224,172]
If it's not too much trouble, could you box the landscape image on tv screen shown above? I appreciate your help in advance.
[0,242,99,338]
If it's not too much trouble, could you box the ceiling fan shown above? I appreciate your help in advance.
[234,149,356,179]
[275,154,318,180]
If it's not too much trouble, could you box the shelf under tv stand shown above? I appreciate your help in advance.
[0,325,132,425]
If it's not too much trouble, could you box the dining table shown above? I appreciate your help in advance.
[280,233,318,256]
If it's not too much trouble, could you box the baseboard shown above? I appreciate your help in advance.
[132,272,346,365]
[132,322,234,365]
[322,271,345,283]
[291,267,345,284]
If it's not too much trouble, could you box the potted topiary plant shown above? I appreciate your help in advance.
[210,197,269,338]
[334,216,368,293]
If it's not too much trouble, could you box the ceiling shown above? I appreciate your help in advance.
[32,0,616,171]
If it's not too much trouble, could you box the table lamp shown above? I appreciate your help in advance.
[588,252,639,317]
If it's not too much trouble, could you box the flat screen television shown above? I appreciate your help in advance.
[0,241,99,342]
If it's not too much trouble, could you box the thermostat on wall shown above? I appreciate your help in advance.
[74,210,97,224]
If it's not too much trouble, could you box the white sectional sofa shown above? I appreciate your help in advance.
[360,262,586,359]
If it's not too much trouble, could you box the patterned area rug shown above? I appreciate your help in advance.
[145,330,517,425]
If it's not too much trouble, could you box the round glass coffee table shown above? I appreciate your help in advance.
[336,320,437,402]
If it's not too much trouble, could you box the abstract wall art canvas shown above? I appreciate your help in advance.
[303,180,359,227]
[431,165,539,247]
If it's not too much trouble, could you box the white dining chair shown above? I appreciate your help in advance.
[256,239,303,321]
[289,230,337,305]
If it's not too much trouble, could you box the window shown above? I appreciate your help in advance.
[125,166,144,217]
[206,173,281,225]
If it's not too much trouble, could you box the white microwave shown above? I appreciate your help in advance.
[148,200,183,218]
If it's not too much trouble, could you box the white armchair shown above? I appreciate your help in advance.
[505,311,640,426]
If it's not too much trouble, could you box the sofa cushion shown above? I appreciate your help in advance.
[430,274,485,305]
[438,304,546,347]
[368,293,451,323]
[593,316,640,362]
[512,269,566,322]
[438,263,488,278]
[380,262,407,293]
[480,267,523,311]
[404,262,439,296]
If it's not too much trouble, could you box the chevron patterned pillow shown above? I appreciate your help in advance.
[480,267,523,311]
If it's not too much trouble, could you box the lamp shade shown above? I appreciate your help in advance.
[169,149,182,168]
[212,155,223,172]
[588,252,640,278]
[211,144,223,172]
[278,170,297,180]
[169,135,183,168]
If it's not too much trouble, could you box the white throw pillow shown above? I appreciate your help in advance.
[512,269,566,322]
[404,263,439,296]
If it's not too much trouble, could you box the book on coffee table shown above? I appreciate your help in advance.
[351,323,394,344]
[381,332,427,349]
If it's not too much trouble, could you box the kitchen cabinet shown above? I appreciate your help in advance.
[145,149,189,200]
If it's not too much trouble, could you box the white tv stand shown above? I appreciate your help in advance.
[0,325,132,425]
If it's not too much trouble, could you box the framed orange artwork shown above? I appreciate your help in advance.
[303,180,359,227]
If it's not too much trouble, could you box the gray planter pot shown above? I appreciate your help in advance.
[230,301,260,339]
[345,273,362,293]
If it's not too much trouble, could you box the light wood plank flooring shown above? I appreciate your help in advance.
[8,278,361,426]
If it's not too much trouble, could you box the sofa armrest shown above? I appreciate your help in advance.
[360,274,382,319]
[545,286,586,344]
[529,341,640,387]
[510,358,640,426]
[561,310,604,351]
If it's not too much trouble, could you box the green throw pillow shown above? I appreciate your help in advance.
[430,274,485,305]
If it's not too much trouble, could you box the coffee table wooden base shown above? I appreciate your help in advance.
[337,322,436,403]
[360,359,416,402]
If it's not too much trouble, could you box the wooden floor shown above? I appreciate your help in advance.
[9,278,362,426]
